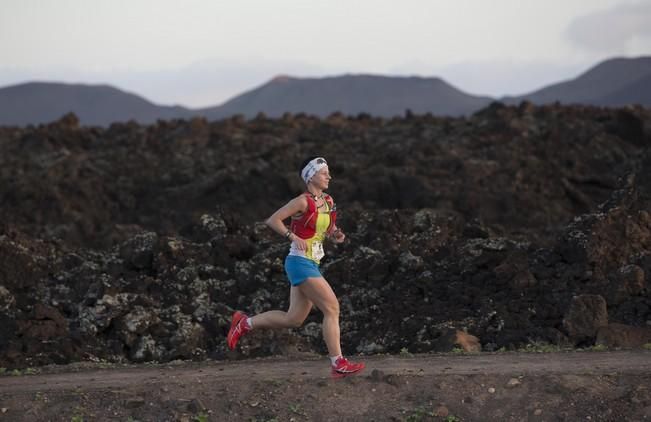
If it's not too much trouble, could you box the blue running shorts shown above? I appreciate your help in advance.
[284,255,322,286]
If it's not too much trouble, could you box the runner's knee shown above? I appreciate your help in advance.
[286,315,305,328]
[320,299,339,317]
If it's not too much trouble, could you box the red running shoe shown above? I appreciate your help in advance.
[227,311,251,350]
[331,356,365,379]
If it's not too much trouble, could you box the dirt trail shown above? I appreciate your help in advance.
[1,351,650,421]
[1,350,649,394]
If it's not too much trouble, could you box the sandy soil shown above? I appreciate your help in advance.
[1,351,650,421]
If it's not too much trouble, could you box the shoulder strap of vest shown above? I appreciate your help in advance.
[324,194,336,234]
[304,192,334,210]
[303,192,316,214]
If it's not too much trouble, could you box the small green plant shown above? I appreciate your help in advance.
[267,379,283,387]
[400,347,410,355]
[642,343,651,351]
[7,367,40,376]
[70,404,86,422]
[445,415,461,422]
[451,346,465,354]
[518,341,561,353]
[405,406,435,421]
[194,414,209,422]
[288,403,305,416]
[590,343,608,352]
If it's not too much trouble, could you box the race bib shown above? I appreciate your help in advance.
[311,241,325,261]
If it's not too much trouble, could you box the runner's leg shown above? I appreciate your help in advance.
[249,286,313,329]
[298,277,341,357]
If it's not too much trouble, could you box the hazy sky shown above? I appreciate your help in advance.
[1,0,650,107]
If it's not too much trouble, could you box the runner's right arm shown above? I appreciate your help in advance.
[265,196,308,250]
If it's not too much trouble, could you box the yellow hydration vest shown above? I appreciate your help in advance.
[289,200,331,264]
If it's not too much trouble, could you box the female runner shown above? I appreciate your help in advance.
[227,156,365,378]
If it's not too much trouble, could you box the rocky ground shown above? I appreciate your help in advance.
[1,351,650,421]
[0,103,651,420]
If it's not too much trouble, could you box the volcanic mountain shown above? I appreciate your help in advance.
[502,56,651,107]
[0,82,193,126]
[1,56,650,126]
[199,74,493,119]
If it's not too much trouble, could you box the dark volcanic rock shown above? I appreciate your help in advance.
[1,103,650,367]
[2,105,648,249]
[563,295,609,345]
[596,323,651,348]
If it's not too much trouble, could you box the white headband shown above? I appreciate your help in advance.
[301,157,328,184]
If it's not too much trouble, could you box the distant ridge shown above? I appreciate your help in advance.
[198,74,494,119]
[0,56,650,126]
[502,57,651,106]
[0,82,192,126]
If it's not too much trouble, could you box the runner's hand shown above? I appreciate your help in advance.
[332,229,345,243]
[292,235,307,250]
